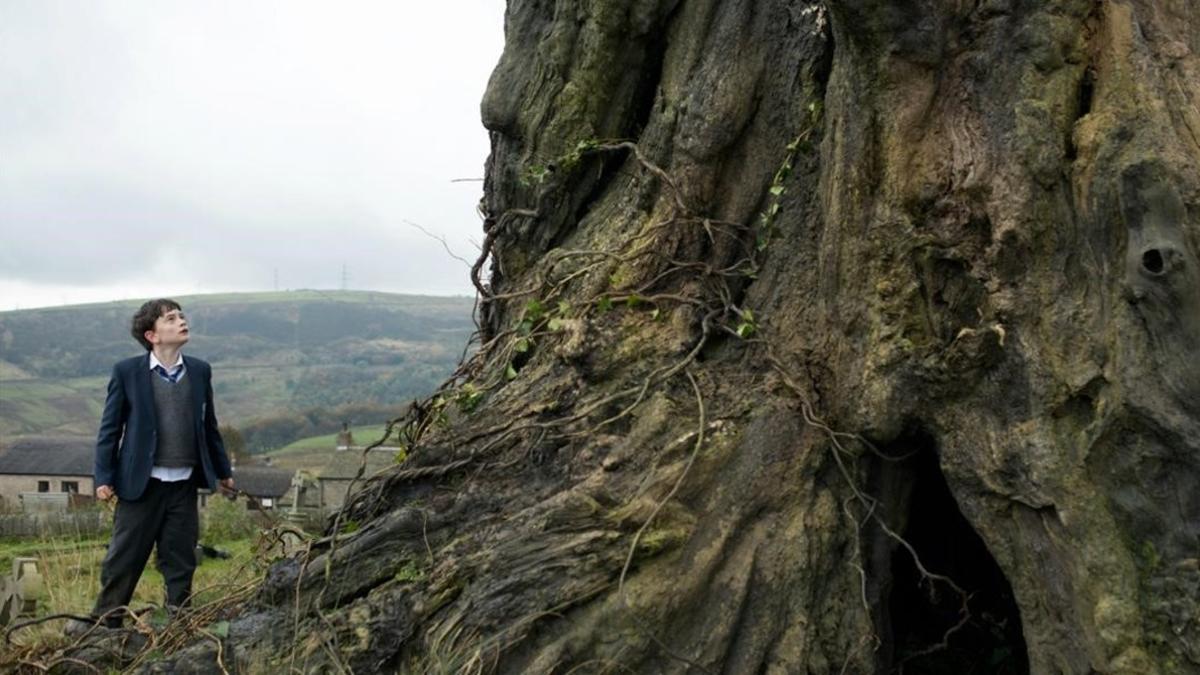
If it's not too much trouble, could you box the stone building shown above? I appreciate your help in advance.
[225,465,293,509]
[0,437,94,510]
[315,450,399,509]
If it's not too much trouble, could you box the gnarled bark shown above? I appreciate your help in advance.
[147,1,1200,673]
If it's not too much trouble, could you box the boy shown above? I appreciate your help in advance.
[84,298,234,628]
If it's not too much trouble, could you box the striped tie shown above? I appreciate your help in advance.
[153,364,182,384]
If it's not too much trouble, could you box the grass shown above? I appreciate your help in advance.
[0,534,110,571]
[272,424,392,454]
[262,424,398,473]
[0,376,112,436]
[0,360,35,380]
[2,513,270,656]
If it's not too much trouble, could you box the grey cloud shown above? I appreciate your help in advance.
[0,1,502,308]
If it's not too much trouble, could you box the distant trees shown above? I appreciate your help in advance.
[0,294,474,379]
[0,293,476,441]
[218,424,247,463]
[237,402,407,453]
[284,364,453,411]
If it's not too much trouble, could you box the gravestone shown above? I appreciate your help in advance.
[0,557,41,625]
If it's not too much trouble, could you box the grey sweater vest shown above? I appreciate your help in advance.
[151,374,198,468]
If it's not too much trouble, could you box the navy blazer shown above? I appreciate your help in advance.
[94,353,233,501]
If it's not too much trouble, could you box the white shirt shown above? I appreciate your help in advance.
[148,352,193,482]
[148,351,187,382]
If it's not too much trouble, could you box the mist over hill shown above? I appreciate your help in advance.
[0,290,475,447]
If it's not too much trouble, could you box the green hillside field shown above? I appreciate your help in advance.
[255,424,399,473]
[0,290,475,449]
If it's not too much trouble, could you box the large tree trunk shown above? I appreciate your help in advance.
[164,1,1200,672]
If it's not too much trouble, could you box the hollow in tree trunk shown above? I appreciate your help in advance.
[149,1,1200,673]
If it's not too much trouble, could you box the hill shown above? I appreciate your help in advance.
[0,290,474,445]
[253,423,397,474]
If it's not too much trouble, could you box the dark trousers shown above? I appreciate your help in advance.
[93,478,199,625]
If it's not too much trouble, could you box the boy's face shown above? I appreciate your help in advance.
[144,308,190,349]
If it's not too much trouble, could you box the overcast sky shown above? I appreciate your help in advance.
[0,1,506,311]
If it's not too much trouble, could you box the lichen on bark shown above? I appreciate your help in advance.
[99,1,1200,673]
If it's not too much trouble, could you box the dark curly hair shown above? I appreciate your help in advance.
[131,299,182,351]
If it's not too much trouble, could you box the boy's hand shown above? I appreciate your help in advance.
[96,485,114,501]
[219,478,235,495]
